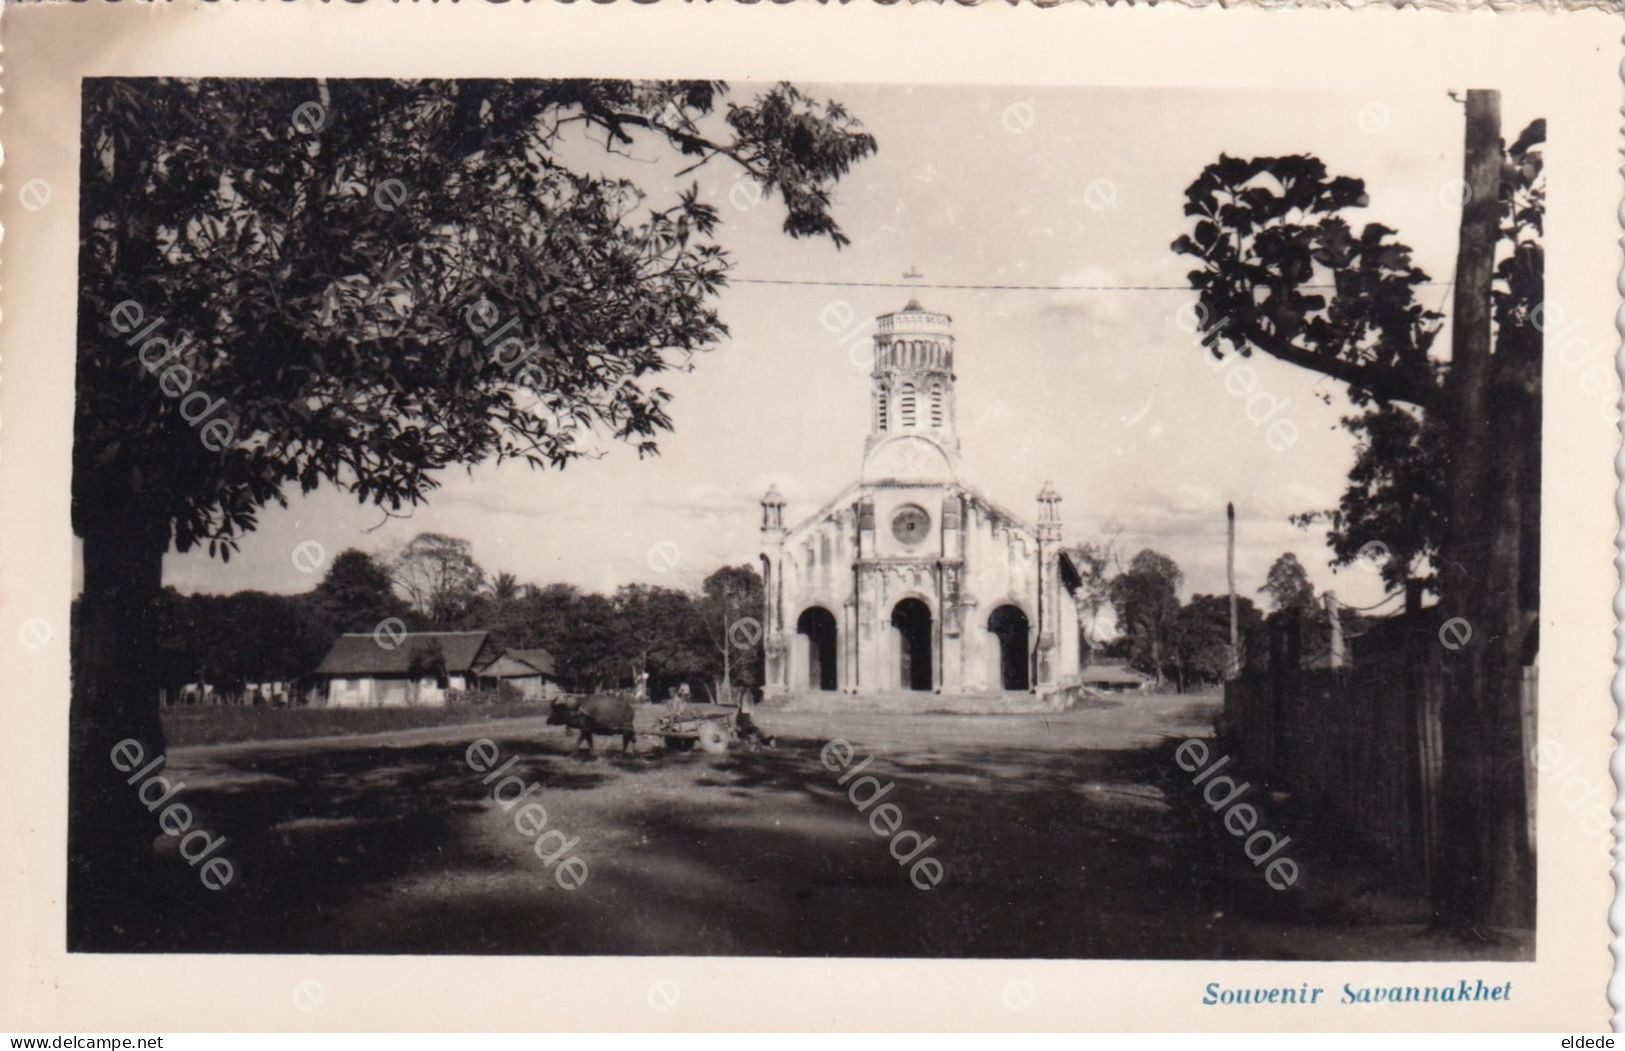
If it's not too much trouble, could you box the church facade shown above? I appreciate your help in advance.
[759,300,1085,703]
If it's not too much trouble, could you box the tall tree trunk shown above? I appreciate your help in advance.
[1433,89,1535,934]
[722,593,732,705]
[68,517,170,948]
[1226,502,1239,679]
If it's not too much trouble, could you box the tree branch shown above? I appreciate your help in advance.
[1234,334,1441,410]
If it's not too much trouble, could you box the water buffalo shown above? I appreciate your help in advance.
[552,693,636,756]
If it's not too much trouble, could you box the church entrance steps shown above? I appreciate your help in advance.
[768,687,1077,715]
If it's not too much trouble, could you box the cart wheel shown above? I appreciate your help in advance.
[697,721,729,754]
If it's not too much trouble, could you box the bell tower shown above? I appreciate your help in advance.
[861,299,959,483]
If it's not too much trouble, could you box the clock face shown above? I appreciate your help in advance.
[891,505,931,547]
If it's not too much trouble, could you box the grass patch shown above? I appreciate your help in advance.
[1163,697,1224,726]
[161,702,555,748]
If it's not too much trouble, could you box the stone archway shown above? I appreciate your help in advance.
[988,604,1031,691]
[891,598,934,692]
[795,607,839,692]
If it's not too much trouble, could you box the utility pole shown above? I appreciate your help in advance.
[722,589,733,706]
[1226,502,1239,679]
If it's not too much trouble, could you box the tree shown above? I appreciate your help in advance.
[1288,116,1542,618]
[1170,594,1264,688]
[1432,94,1542,931]
[404,638,450,703]
[512,582,582,655]
[151,588,201,705]
[1173,93,1542,932]
[488,572,521,605]
[1108,550,1183,684]
[147,589,330,705]
[614,583,708,700]
[1289,406,1447,596]
[1171,155,1444,409]
[71,77,875,938]
[1258,553,1316,614]
[387,532,487,626]
[1257,552,1342,669]
[308,548,410,634]
[1063,541,1113,662]
[555,592,627,693]
[699,565,765,703]
[462,570,534,647]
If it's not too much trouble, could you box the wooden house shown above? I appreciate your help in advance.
[1079,659,1152,692]
[476,647,561,701]
[313,630,500,707]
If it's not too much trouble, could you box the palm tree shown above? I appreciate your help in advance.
[488,572,520,604]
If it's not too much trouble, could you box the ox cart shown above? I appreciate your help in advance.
[552,695,772,756]
[651,703,739,754]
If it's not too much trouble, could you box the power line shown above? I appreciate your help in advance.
[1339,588,1407,613]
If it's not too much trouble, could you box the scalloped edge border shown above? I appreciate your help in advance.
[1,0,1623,12]
[0,1,1619,1028]
[1610,26,1624,1029]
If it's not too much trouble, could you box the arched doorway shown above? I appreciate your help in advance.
[796,607,838,691]
[891,598,934,692]
[989,604,1031,691]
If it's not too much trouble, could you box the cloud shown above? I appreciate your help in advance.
[994,265,1141,326]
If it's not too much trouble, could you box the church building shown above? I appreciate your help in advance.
[759,300,1085,708]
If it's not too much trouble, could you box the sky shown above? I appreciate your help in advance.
[137,83,1543,611]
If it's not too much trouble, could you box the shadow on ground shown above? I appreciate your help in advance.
[77,710,1528,961]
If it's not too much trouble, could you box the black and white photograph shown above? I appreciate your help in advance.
[2,0,1619,1034]
[64,75,1548,962]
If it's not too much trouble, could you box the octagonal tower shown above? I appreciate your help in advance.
[861,300,959,485]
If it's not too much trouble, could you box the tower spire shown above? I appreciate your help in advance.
[862,299,959,481]
[1037,480,1062,542]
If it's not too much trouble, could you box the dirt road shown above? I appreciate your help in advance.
[115,692,1522,960]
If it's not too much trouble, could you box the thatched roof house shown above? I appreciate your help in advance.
[313,630,500,707]
[1079,659,1151,692]
[477,647,561,701]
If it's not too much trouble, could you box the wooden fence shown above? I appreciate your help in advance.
[1222,659,1537,880]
